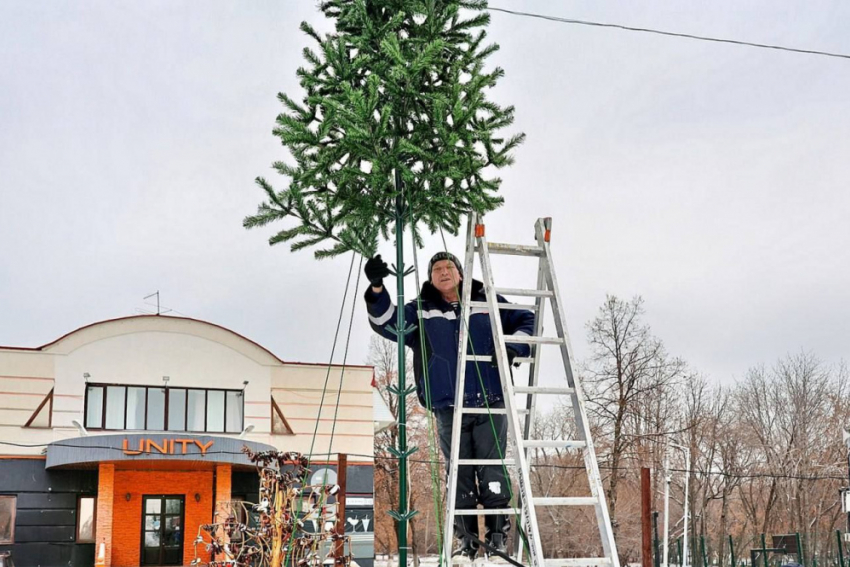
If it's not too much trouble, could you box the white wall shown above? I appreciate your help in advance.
[272,364,374,461]
[52,330,273,431]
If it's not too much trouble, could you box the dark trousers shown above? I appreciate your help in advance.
[434,401,512,511]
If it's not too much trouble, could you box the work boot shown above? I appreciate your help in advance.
[455,537,479,562]
[484,514,511,559]
[453,515,479,560]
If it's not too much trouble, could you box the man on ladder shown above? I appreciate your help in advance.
[364,251,535,559]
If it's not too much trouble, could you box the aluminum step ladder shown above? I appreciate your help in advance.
[441,214,619,567]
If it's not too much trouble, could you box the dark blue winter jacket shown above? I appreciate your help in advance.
[364,279,535,410]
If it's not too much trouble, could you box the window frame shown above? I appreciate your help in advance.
[0,495,16,544]
[76,495,97,543]
[83,383,243,433]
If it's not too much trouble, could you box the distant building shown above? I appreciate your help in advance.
[0,315,375,567]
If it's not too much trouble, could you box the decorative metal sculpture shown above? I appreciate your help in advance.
[192,449,351,567]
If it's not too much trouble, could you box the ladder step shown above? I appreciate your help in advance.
[469,300,538,311]
[469,355,537,363]
[494,287,554,298]
[454,508,520,516]
[506,335,565,345]
[532,497,598,507]
[457,459,515,466]
[546,559,612,567]
[460,408,530,415]
[514,386,575,395]
[483,243,544,257]
[459,407,530,416]
[522,440,587,449]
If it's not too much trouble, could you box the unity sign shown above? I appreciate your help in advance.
[122,437,215,456]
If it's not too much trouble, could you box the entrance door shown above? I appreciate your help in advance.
[141,495,184,566]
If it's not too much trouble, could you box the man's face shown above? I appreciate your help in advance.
[430,259,462,295]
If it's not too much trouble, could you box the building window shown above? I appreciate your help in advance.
[0,496,16,544]
[187,389,206,431]
[76,496,96,542]
[148,387,166,430]
[226,391,243,433]
[84,384,243,433]
[86,385,104,429]
[125,387,147,429]
[207,390,225,432]
[167,388,186,431]
[104,386,126,429]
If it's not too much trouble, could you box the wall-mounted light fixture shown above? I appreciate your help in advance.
[194,493,201,503]
[162,376,170,387]
[125,493,131,502]
[71,419,88,437]
[83,372,90,382]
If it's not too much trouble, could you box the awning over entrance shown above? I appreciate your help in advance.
[45,433,276,469]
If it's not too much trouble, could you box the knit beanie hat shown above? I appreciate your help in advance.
[428,252,463,281]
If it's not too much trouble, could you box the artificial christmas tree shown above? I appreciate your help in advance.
[245,3,522,564]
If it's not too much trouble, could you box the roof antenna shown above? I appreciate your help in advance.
[137,291,180,316]
[144,291,162,315]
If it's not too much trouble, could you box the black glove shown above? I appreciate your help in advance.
[491,346,520,368]
[364,255,390,288]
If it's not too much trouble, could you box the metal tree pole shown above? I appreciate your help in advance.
[396,190,409,566]
[388,171,416,567]
[682,450,691,567]
[642,468,653,567]
[729,535,736,567]
[654,512,661,567]
[845,427,850,533]
[663,450,671,567]
[667,442,690,567]
[761,533,768,567]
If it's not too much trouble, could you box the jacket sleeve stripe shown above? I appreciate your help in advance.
[369,304,395,326]
[420,309,457,320]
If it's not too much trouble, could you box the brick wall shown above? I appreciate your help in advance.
[96,464,114,567]
[214,464,231,510]
[214,464,232,562]
[111,470,214,567]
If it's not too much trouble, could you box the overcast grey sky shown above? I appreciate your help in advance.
[1,1,847,386]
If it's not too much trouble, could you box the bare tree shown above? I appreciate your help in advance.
[582,295,687,545]
[733,352,849,563]
[704,386,748,565]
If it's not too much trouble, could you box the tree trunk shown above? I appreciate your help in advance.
[718,488,731,566]
[607,416,625,541]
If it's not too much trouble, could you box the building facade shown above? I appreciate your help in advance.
[0,315,375,567]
